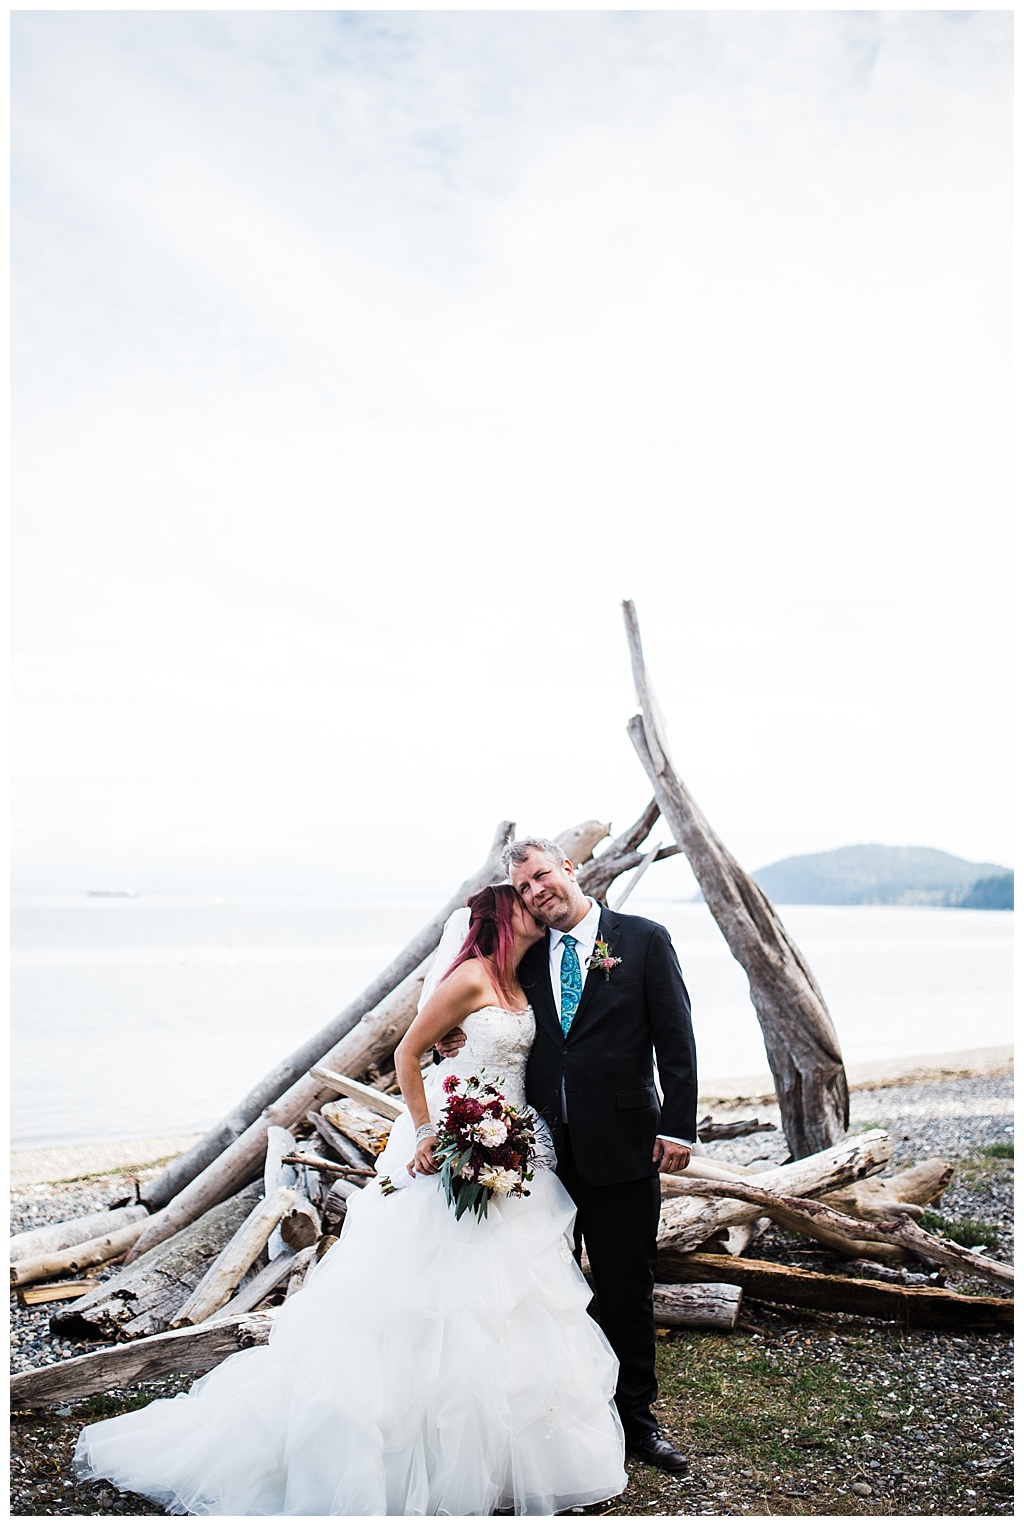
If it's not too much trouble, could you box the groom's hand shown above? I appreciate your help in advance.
[653,1137,691,1173]
[432,1027,467,1060]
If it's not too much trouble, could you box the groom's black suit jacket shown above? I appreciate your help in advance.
[520,906,697,1186]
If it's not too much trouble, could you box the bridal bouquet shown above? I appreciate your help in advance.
[433,1073,535,1222]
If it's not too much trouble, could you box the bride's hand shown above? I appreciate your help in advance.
[409,1134,439,1175]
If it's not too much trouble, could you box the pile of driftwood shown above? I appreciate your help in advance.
[11,605,1013,1411]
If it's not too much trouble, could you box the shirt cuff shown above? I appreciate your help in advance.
[657,1134,694,1147]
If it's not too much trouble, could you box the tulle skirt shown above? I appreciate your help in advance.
[73,1127,626,1516]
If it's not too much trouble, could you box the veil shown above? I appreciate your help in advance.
[417,906,472,1012]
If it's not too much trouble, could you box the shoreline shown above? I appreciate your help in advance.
[10,1043,1012,1189]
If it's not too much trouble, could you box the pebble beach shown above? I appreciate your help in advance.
[10,1058,1014,1516]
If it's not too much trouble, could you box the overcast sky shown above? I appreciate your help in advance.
[12,9,1012,896]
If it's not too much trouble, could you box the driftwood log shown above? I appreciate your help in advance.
[10,1205,148,1265]
[653,1281,742,1330]
[17,1279,100,1307]
[658,1251,1013,1331]
[12,1311,277,1410]
[138,819,519,1212]
[622,599,849,1158]
[820,1160,953,1221]
[656,1130,892,1254]
[172,1186,297,1327]
[697,1115,777,1142]
[309,1068,407,1119]
[307,1111,374,1168]
[214,1251,301,1320]
[673,1176,1014,1291]
[50,1183,263,1343]
[126,821,607,1262]
[575,799,680,904]
[11,1219,150,1287]
[319,1099,393,1157]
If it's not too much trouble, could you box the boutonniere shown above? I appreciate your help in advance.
[586,938,622,980]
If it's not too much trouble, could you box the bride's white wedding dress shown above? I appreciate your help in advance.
[74,1006,627,1516]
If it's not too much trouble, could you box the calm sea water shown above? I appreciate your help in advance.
[10,893,1013,1150]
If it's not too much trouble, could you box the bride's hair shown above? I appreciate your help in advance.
[442,884,521,1008]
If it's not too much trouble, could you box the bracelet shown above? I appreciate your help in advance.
[415,1123,438,1144]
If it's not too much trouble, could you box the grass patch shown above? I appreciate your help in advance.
[655,1331,897,1470]
[917,1210,1002,1252]
[979,1141,1013,1160]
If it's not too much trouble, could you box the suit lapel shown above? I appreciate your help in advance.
[567,907,621,1034]
[520,936,560,1042]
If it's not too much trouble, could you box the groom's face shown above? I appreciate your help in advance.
[509,849,582,931]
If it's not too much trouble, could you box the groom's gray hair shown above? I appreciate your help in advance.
[500,836,570,874]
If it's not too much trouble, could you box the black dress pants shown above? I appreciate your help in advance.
[559,1130,662,1442]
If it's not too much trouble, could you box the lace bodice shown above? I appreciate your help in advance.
[423,1005,535,1116]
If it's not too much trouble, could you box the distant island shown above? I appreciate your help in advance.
[751,845,1014,909]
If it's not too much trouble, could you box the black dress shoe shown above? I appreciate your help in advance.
[626,1430,688,1473]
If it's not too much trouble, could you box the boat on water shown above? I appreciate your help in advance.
[86,889,138,898]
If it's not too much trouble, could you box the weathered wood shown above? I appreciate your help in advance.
[653,1281,743,1330]
[10,1206,149,1265]
[137,820,517,1212]
[279,1152,372,1178]
[279,1191,321,1251]
[657,1131,892,1254]
[307,1111,375,1169]
[820,1160,954,1222]
[215,1251,300,1320]
[695,1218,772,1258]
[320,1098,393,1158]
[264,1125,298,1262]
[552,819,612,869]
[49,1183,263,1343]
[671,1175,1014,1291]
[657,1252,1013,1330]
[284,1245,317,1298]
[697,1115,777,1142]
[17,1279,100,1307]
[576,800,680,905]
[309,1068,407,1120]
[11,1219,150,1287]
[623,599,849,1158]
[844,1259,942,1288]
[11,1311,277,1409]
[172,1186,297,1327]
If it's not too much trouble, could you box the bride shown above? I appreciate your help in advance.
[74,885,628,1516]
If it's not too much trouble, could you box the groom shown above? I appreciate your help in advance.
[441,836,697,1472]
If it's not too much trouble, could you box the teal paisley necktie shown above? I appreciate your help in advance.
[559,934,583,1036]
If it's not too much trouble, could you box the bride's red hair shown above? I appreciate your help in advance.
[443,884,521,1008]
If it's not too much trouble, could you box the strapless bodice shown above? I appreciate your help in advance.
[424,1004,535,1115]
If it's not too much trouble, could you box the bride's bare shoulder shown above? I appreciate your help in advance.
[438,958,492,1003]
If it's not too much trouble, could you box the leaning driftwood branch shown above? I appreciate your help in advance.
[622,599,849,1158]
[171,1186,297,1327]
[657,1252,1012,1331]
[11,1311,278,1409]
[674,1176,1013,1291]
[139,819,517,1212]
[576,799,680,904]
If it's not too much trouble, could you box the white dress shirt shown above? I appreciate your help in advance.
[549,898,692,1147]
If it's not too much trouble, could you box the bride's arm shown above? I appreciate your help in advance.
[394,964,491,1174]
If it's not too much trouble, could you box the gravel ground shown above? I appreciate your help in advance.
[10,1070,1013,1516]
